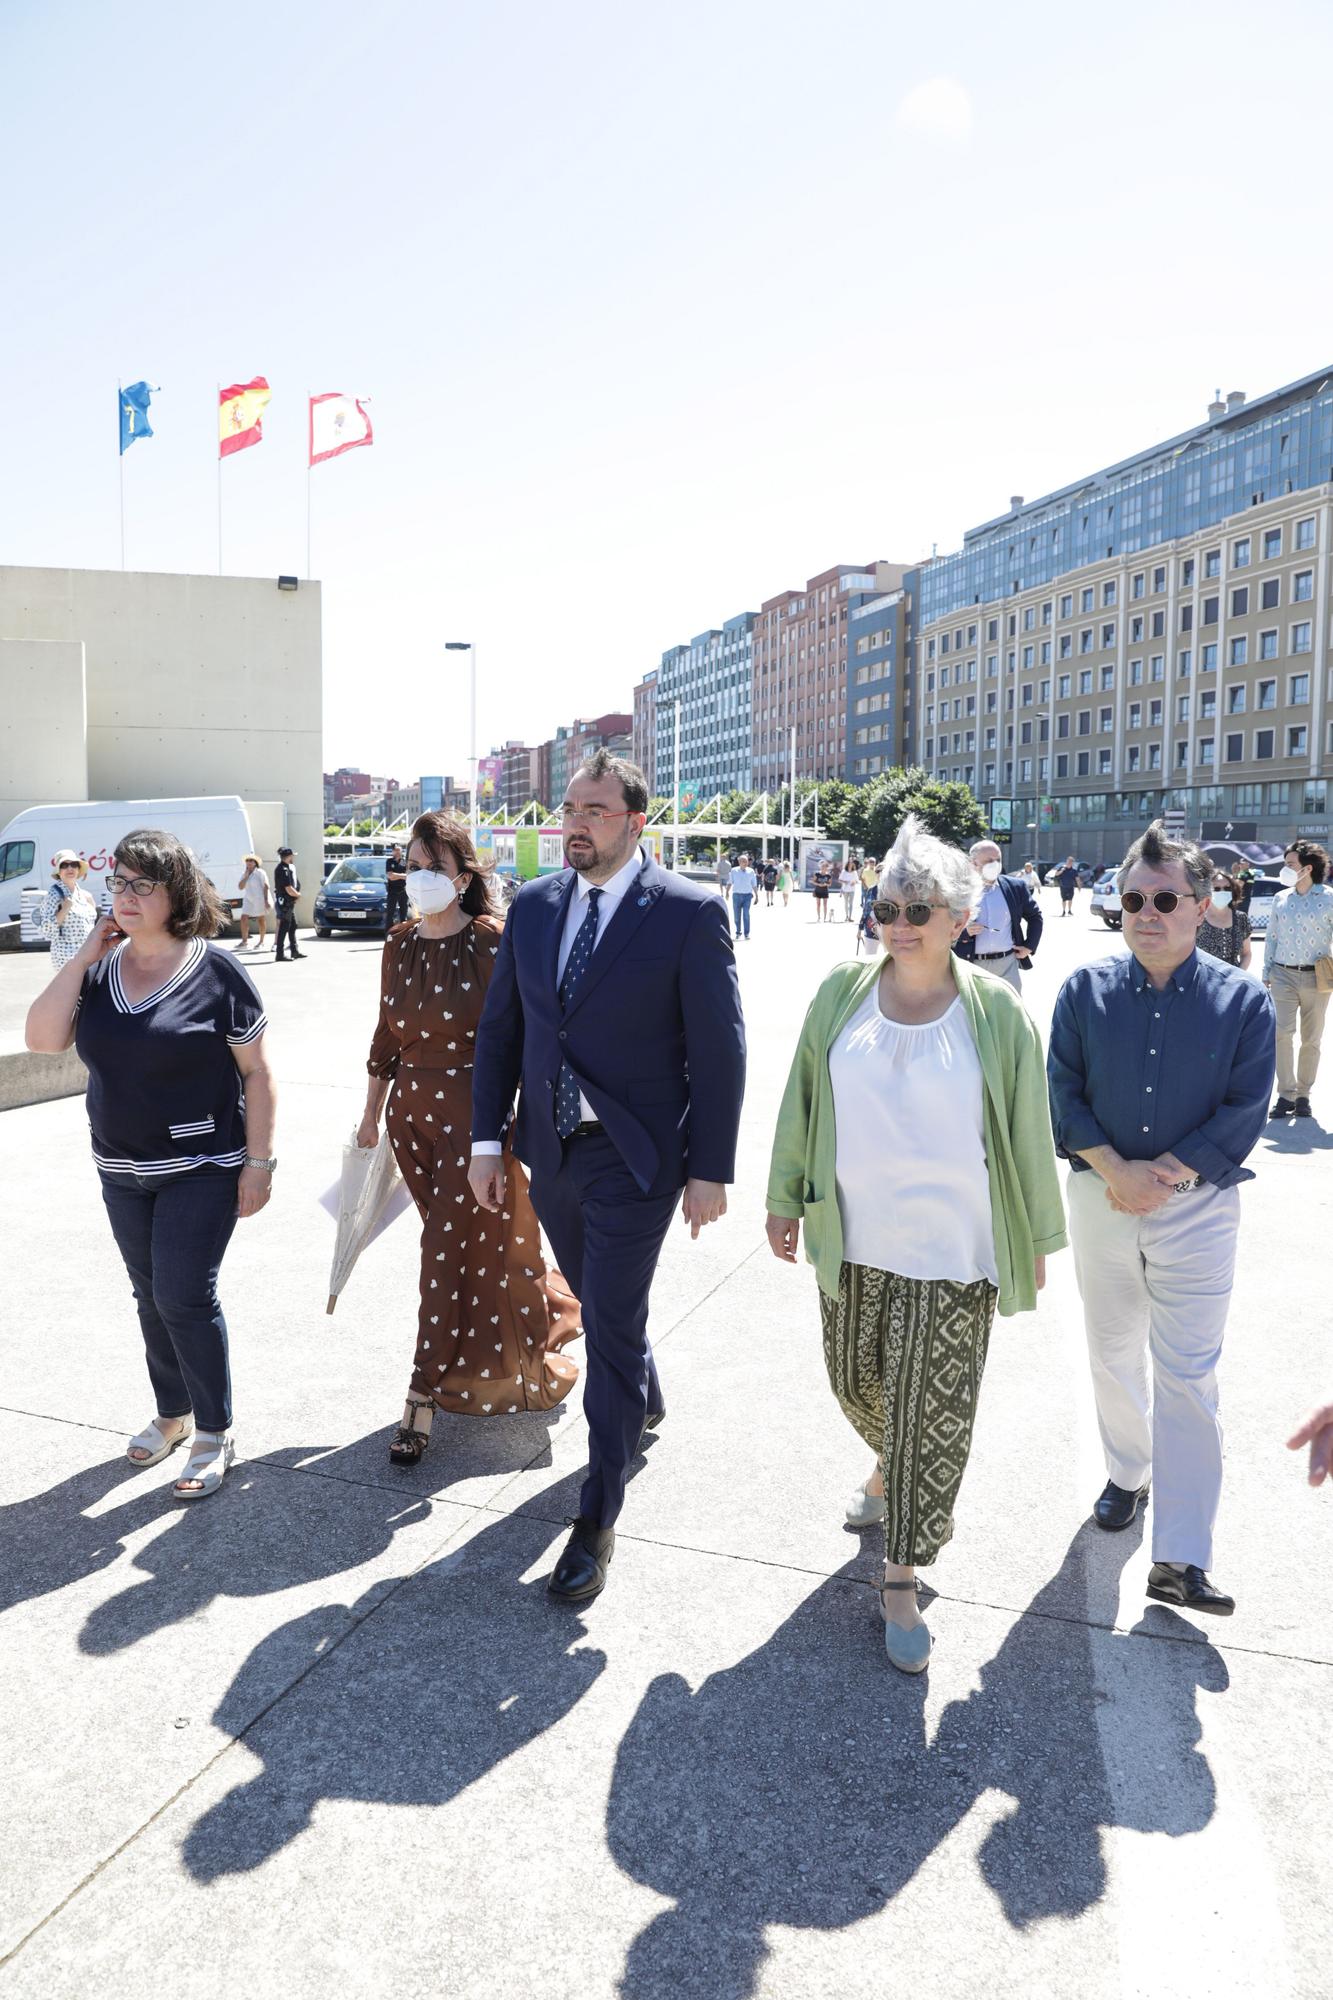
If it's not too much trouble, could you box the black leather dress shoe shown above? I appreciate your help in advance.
[1270,1097,1295,1118]
[1093,1479,1150,1530]
[547,1517,615,1602]
[1295,1097,1312,1117]
[1146,1563,1235,1615]
[638,1406,666,1452]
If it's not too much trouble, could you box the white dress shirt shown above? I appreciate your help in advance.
[972,880,1016,956]
[474,848,648,1152]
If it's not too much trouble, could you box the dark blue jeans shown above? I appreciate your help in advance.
[99,1167,240,1433]
[529,1132,678,1528]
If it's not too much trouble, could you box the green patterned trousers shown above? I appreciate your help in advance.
[820,1262,999,1566]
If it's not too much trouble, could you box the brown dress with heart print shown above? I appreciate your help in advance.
[367,911,580,1413]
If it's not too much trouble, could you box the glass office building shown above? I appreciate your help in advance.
[654,611,756,797]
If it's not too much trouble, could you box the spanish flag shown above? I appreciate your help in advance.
[219,377,271,458]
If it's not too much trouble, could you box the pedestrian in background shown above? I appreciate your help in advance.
[1196,870,1252,971]
[359,813,579,1464]
[23,829,276,1501]
[954,838,1042,992]
[237,853,271,952]
[1263,837,1333,1119]
[731,853,757,941]
[1048,819,1275,1615]
[469,749,745,1604]
[1019,860,1040,898]
[859,854,879,919]
[1231,859,1254,917]
[761,859,777,907]
[716,852,732,901]
[1056,855,1079,917]
[33,849,98,968]
[384,842,409,929]
[838,858,860,923]
[273,846,305,962]
[766,817,1065,1673]
[810,859,832,923]
[776,860,794,908]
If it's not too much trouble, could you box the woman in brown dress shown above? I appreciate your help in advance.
[357,813,579,1462]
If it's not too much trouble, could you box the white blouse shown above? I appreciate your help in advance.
[34,883,99,968]
[828,987,998,1286]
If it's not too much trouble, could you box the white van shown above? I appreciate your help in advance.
[0,796,283,929]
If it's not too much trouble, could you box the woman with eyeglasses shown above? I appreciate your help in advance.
[1196,870,1252,971]
[765,816,1066,1673]
[33,848,99,967]
[24,829,275,1500]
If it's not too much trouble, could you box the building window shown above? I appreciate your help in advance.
[1131,615,1145,643]
[1291,621,1313,654]
[1228,684,1246,714]
[1057,714,1070,738]
[1177,694,1191,723]
[1201,644,1217,672]
[1263,528,1282,559]
[1225,733,1244,763]
[1261,577,1280,609]
[1056,753,1069,778]
[1098,748,1113,774]
[1103,580,1117,606]
[1204,548,1221,578]
[1293,569,1314,601]
[1200,690,1216,719]
[1132,572,1145,599]
[1078,669,1092,695]
[1202,596,1218,625]
[1177,650,1192,679]
[1148,743,1163,770]
[1176,741,1189,769]
[1059,594,1073,619]
[1150,698,1163,727]
[1077,711,1091,736]
[1258,629,1278,660]
[1231,587,1249,618]
[1080,628,1093,654]
[1230,635,1248,666]
[1255,729,1274,759]
[1151,610,1165,638]
[1150,656,1165,681]
[1126,744,1142,772]
[1289,672,1311,704]
[1057,673,1071,699]
[1102,623,1116,647]
[1295,516,1316,549]
[1099,706,1113,732]
[1232,536,1251,568]
[1180,603,1193,632]
[1130,701,1144,729]
[1288,725,1308,756]
[1059,633,1073,659]
[1257,678,1277,710]
[1198,738,1215,766]
[1077,751,1090,776]
[1181,557,1196,587]
[1081,588,1094,614]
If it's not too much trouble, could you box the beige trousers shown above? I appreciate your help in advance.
[1269,963,1331,1099]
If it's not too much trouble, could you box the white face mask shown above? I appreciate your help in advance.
[1210,889,1232,910]
[407,868,459,914]
[980,860,1002,883]
[1279,865,1300,887]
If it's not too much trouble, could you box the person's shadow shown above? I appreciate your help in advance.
[606,1524,1227,1999]
[0,1450,181,1620]
[181,1498,606,1882]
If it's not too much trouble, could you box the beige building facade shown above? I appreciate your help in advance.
[0,565,323,913]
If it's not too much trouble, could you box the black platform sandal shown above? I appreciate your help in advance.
[389,1394,434,1466]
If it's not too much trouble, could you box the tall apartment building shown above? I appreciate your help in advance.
[751,562,908,791]
[848,585,915,781]
[632,671,658,791]
[499,740,541,817]
[543,713,632,809]
[915,369,1333,861]
[654,614,755,797]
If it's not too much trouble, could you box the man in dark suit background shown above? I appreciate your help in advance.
[953,837,1043,990]
[469,749,746,1602]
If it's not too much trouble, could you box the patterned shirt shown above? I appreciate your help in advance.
[34,883,98,967]
[1262,882,1333,978]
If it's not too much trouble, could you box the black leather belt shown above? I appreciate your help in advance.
[571,1120,604,1136]
[977,950,1015,960]
[1277,963,1317,971]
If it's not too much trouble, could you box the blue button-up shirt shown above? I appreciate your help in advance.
[1047,949,1275,1188]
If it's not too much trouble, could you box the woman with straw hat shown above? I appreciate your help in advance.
[33,850,99,967]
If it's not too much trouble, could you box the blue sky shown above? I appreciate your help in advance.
[4,0,1332,783]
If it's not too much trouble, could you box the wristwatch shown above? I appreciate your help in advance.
[244,1155,277,1172]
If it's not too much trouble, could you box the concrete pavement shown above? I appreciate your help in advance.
[2,886,1330,1998]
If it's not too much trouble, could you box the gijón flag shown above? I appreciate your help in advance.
[219,378,272,457]
[309,393,373,466]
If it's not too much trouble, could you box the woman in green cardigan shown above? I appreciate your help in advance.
[766,816,1066,1673]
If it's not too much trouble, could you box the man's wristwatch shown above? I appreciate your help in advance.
[244,1155,277,1172]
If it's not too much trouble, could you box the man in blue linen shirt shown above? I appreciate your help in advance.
[1048,819,1274,1616]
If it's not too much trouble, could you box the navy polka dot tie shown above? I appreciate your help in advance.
[555,886,602,1138]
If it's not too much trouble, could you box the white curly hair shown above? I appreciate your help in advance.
[877,814,981,922]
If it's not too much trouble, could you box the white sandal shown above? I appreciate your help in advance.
[127,1415,193,1467]
[172,1430,235,1501]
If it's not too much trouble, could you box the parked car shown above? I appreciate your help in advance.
[1090,868,1122,929]
[314,855,389,935]
[1243,875,1284,933]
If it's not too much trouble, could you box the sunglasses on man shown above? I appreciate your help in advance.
[1120,889,1199,915]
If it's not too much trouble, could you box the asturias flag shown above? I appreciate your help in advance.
[219,377,272,457]
[119,382,155,454]
[309,392,373,466]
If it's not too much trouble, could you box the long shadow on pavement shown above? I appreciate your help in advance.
[607,1523,1228,2000]
[0,1451,182,1620]
[179,1500,605,1881]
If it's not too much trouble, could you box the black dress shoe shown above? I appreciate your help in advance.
[1093,1479,1150,1530]
[1294,1097,1312,1117]
[547,1517,614,1602]
[1270,1097,1295,1118]
[638,1405,666,1452]
[1146,1563,1235,1616]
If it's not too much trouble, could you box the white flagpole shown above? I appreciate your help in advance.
[306,390,312,581]
[216,383,223,575]
[117,383,125,570]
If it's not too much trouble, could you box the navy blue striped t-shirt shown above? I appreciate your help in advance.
[75,939,268,1179]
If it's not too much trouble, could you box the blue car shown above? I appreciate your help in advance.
[314,855,389,936]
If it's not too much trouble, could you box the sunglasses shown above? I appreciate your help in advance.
[58,862,81,871]
[872,899,948,927]
[1120,890,1198,915]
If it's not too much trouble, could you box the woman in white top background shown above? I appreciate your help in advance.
[765,818,1065,1673]
[33,849,99,968]
[237,853,272,951]
[1263,837,1333,1118]
[838,860,860,922]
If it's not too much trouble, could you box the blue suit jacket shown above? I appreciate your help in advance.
[954,872,1044,965]
[471,853,747,1198]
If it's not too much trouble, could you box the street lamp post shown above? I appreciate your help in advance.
[445,641,477,836]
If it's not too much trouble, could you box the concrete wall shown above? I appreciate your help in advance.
[0,637,88,821]
[0,567,322,918]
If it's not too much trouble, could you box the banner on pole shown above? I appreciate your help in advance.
[119,382,155,454]
[219,377,272,457]
[309,392,373,466]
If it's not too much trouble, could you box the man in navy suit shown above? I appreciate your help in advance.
[953,837,1044,991]
[468,749,746,1602]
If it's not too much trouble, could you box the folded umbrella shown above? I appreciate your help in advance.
[323,1129,412,1313]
